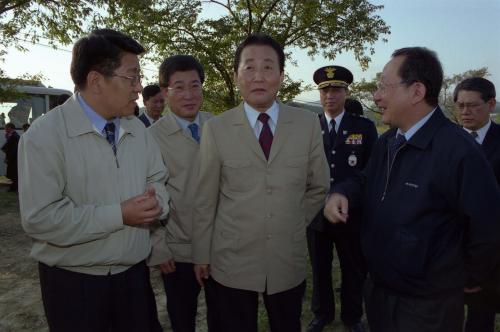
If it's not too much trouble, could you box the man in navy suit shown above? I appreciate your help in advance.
[455,77,500,332]
[139,84,165,127]
[306,66,377,332]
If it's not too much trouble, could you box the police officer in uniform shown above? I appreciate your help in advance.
[306,66,378,332]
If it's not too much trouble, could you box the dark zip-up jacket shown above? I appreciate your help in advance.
[335,108,500,298]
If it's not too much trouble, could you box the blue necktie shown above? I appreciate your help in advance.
[389,133,406,163]
[188,123,200,143]
[104,122,116,154]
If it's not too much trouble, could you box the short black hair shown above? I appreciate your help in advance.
[234,34,285,73]
[453,77,496,103]
[158,55,205,87]
[392,47,443,107]
[70,29,145,90]
[22,123,30,131]
[5,123,15,130]
[142,84,161,101]
[344,98,364,116]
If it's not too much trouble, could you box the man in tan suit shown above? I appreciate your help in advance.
[148,55,218,332]
[193,34,329,332]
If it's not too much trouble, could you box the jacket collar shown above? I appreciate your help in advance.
[64,95,137,138]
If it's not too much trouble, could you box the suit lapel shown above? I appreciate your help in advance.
[482,122,500,158]
[319,113,332,150]
[333,113,352,149]
[233,104,268,162]
[268,103,293,164]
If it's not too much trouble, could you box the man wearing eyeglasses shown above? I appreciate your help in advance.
[148,55,218,332]
[18,29,169,332]
[454,77,500,332]
[306,66,377,332]
[139,84,165,127]
[324,47,500,332]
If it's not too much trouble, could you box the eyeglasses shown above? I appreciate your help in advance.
[375,81,408,93]
[112,74,143,86]
[455,102,485,111]
[167,84,202,96]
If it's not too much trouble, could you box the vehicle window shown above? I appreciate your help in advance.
[0,94,45,129]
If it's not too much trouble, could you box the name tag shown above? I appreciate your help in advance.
[405,182,419,189]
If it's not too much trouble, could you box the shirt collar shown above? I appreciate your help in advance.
[324,110,345,132]
[243,101,279,128]
[397,108,436,140]
[77,93,120,134]
[463,120,491,145]
[171,112,200,132]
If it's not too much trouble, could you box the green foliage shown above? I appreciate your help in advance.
[1,0,390,113]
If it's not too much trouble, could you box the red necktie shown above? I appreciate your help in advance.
[258,113,273,160]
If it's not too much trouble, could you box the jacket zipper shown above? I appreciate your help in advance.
[381,143,405,201]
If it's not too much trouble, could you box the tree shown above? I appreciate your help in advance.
[1,0,390,112]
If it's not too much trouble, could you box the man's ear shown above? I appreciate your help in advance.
[411,82,426,104]
[86,71,104,94]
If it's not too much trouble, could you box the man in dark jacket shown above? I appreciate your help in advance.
[324,47,500,332]
[455,77,500,332]
[306,66,377,332]
[2,122,20,192]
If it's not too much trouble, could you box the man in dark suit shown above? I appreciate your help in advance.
[2,122,20,192]
[139,84,165,127]
[324,47,500,332]
[455,77,500,332]
[306,66,377,332]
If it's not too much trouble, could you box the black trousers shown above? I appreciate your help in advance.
[465,291,496,332]
[38,261,162,332]
[211,278,306,332]
[306,226,366,324]
[364,280,464,332]
[162,262,219,332]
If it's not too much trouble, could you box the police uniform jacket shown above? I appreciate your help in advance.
[335,108,500,298]
[309,111,377,233]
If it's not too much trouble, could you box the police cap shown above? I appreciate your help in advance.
[313,65,353,89]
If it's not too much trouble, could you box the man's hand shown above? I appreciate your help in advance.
[159,259,176,274]
[464,286,482,294]
[121,187,162,226]
[194,264,210,287]
[323,193,349,223]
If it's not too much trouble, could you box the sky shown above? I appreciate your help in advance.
[2,0,499,104]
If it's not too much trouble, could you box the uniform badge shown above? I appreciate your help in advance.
[345,133,363,145]
[348,154,357,167]
[325,67,336,78]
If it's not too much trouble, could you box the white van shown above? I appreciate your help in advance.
[0,84,72,177]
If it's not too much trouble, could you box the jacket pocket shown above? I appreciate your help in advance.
[222,159,254,192]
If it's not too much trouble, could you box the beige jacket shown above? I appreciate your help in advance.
[148,111,212,265]
[192,103,329,294]
[18,96,169,275]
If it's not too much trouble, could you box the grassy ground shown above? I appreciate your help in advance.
[1,192,499,331]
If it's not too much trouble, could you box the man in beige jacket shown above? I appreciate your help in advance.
[193,34,329,332]
[18,29,169,332]
[149,55,218,332]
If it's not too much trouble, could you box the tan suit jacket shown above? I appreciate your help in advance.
[192,102,329,294]
[148,111,213,265]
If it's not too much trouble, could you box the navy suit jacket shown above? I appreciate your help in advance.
[336,108,500,298]
[138,113,152,128]
[481,121,500,184]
